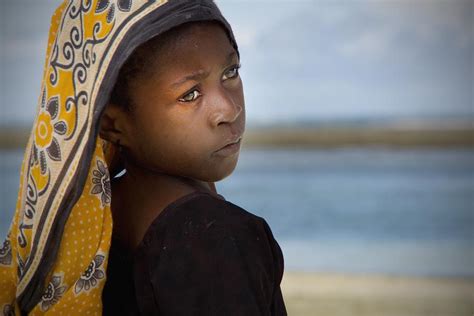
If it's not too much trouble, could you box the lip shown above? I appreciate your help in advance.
[214,137,242,156]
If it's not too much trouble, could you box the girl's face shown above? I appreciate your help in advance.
[116,22,245,182]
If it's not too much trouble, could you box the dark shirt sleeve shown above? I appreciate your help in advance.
[137,195,287,316]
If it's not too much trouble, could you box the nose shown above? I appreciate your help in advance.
[209,86,243,127]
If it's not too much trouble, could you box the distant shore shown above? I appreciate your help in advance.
[242,126,474,148]
[0,125,473,149]
[282,271,474,316]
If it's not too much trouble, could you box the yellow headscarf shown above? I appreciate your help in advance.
[0,0,238,314]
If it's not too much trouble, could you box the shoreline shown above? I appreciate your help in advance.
[281,271,474,316]
[242,126,474,148]
[1,126,473,149]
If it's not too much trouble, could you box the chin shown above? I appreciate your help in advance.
[200,156,239,182]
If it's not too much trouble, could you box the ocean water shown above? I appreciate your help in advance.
[1,147,473,277]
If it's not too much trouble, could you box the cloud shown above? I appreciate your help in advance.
[304,0,473,61]
[232,27,259,49]
[338,27,393,59]
[1,0,472,125]
[234,0,473,123]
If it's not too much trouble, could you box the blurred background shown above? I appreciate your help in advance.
[1,0,473,315]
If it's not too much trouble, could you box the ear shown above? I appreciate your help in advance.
[99,103,130,145]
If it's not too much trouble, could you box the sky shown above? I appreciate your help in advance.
[0,0,472,126]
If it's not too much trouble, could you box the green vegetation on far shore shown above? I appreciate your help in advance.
[242,126,474,148]
[1,126,473,149]
[0,127,31,149]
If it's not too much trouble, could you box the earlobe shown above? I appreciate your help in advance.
[99,103,128,144]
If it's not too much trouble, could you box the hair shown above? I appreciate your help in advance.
[109,20,236,112]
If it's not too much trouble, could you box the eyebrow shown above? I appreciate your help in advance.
[170,51,238,89]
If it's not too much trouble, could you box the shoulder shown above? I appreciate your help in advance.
[134,192,286,314]
[173,191,263,224]
[148,191,272,244]
[154,191,283,277]
[138,190,284,277]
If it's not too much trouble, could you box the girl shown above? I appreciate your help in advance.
[0,1,287,315]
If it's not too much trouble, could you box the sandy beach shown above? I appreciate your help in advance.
[281,271,474,316]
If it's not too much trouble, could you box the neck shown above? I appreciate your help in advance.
[109,156,218,250]
[122,164,213,195]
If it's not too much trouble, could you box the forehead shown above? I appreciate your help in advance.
[142,22,237,81]
[156,21,234,60]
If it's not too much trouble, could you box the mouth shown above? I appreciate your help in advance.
[214,137,242,156]
[223,136,242,148]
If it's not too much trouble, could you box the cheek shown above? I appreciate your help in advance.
[125,106,240,181]
[128,118,205,166]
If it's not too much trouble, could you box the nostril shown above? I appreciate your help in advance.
[212,109,239,127]
[210,94,242,127]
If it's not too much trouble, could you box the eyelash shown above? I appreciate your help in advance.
[178,63,242,103]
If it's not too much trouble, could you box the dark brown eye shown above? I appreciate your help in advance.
[179,89,201,102]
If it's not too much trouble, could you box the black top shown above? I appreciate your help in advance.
[102,191,287,315]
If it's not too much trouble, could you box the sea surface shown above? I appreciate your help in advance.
[1,146,473,277]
